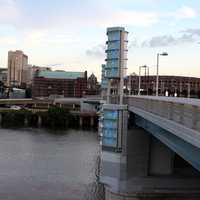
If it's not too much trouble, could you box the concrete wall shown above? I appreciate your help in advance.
[149,137,174,175]
[127,127,150,177]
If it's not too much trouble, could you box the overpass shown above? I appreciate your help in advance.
[100,95,200,200]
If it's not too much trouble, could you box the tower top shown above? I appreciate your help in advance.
[107,27,128,34]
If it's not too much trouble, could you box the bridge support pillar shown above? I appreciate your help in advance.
[79,117,83,127]
[149,137,174,175]
[99,104,128,193]
[127,126,150,177]
[24,116,28,127]
[0,113,2,126]
[90,117,94,127]
[37,115,42,128]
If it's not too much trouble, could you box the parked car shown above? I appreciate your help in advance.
[10,105,21,110]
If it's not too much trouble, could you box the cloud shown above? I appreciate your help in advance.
[173,6,197,19]
[21,29,80,48]
[0,0,19,23]
[141,27,200,48]
[183,28,200,36]
[142,31,199,48]
[128,39,139,49]
[0,36,17,45]
[99,11,159,27]
[86,44,106,58]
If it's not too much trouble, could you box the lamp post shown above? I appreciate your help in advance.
[138,65,149,95]
[156,52,168,96]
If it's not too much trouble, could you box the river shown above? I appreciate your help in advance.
[0,128,101,200]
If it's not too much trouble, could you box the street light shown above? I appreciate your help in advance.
[138,65,149,95]
[156,52,168,96]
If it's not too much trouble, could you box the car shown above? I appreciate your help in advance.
[10,105,21,110]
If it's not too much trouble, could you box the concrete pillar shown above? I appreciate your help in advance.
[149,137,174,175]
[24,116,28,127]
[0,113,2,126]
[90,117,94,127]
[79,117,83,127]
[127,127,150,177]
[37,115,42,128]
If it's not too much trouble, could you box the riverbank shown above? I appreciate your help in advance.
[0,107,98,130]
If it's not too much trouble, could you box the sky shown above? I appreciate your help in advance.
[0,0,200,80]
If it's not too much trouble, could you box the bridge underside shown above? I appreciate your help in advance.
[101,107,200,200]
[129,106,200,172]
[101,120,200,199]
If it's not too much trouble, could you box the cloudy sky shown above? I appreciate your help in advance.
[0,0,200,79]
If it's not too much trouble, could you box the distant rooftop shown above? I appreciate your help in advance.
[38,71,85,79]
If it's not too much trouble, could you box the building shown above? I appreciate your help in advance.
[31,65,51,79]
[7,50,28,87]
[0,68,8,85]
[21,64,32,87]
[20,65,52,87]
[9,88,26,99]
[125,75,200,97]
[32,70,87,98]
[104,27,128,104]
[87,73,100,95]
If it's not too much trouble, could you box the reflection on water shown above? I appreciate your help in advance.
[0,128,103,200]
[83,155,105,200]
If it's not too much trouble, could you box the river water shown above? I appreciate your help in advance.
[0,128,100,200]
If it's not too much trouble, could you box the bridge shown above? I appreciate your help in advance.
[127,95,200,171]
[100,95,200,200]
[98,26,200,200]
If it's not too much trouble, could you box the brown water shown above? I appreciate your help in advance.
[0,128,100,200]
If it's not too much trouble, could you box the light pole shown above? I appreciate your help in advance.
[156,52,168,96]
[138,65,149,95]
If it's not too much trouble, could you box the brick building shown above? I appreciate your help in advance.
[124,75,200,97]
[32,70,87,98]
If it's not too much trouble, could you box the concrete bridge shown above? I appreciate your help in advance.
[101,96,200,200]
[127,95,200,171]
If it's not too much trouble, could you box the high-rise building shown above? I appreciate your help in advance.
[104,27,128,104]
[7,50,28,87]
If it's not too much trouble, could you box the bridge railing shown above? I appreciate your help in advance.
[126,96,200,132]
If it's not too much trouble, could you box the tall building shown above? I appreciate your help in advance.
[105,27,128,104]
[7,50,28,87]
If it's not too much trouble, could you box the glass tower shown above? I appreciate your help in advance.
[105,27,128,104]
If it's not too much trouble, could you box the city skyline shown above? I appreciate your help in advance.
[0,0,200,79]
